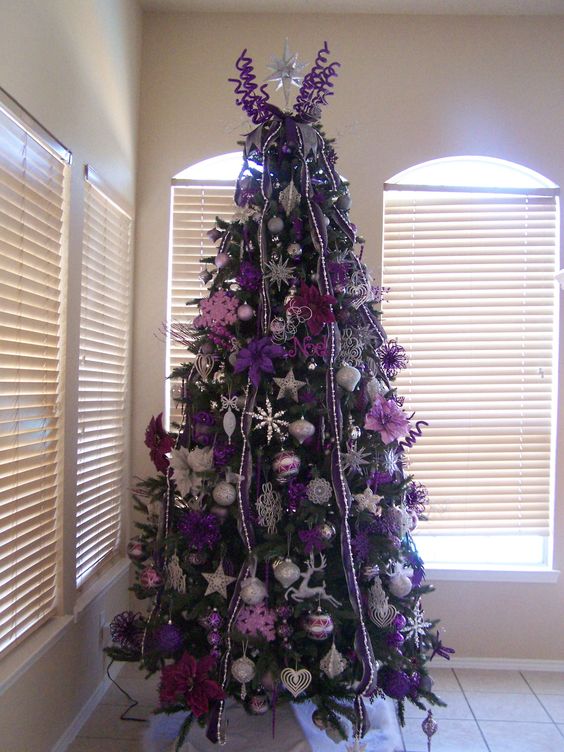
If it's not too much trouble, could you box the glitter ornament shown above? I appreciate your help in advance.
[247,397,288,445]
[231,654,256,688]
[336,364,361,392]
[273,557,300,588]
[387,505,412,538]
[240,576,267,605]
[422,710,438,750]
[202,560,236,598]
[303,608,334,641]
[247,689,269,715]
[273,368,306,402]
[237,303,255,321]
[139,566,162,589]
[306,477,332,505]
[320,641,347,678]
[267,216,284,234]
[288,417,315,444]
[286,242,302,259]
[222,408,237,441]
[368,576,398,627]
[165,552,186,593]
[272,449,301,484]
[316,520,336,542]
[264,257,294,291]
[212,481,237,507]
[281,667,312,698]
[214,252,229,268]
[279,179,301,214]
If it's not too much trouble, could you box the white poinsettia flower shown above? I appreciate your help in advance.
[186,446,213,473]
[169,447,194,498]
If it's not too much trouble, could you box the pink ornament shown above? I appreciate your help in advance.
[247,691,269,715]
[302,609,334,641]
[237,303,255,321]
[139,566,162,589]
[215,252,229,268]
[272,450,301,484]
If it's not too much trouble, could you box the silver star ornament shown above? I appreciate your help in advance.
[354,487,383,516]
[273,368,306,402]
[202,561,236,599]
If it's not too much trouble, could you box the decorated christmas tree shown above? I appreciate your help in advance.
[107,42,451,750]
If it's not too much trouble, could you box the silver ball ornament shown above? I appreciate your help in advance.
[267,216,284,234]
[237,303,255,321]
[212,481,237,507]
[316,521,336,542]
[214,252,229,268]
[231,655,256,684]
[336,193,352,211]
[336,364,361,392]
[388,572,413,598]
[286,242,302,260]
[367,375,386,401]
[240,576,267,605]
[273,558,300,588]
[323,215,330,226]
[228,351,238,367]
[288,418,315,445]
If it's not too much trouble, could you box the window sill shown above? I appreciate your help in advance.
[426,566,560,583]
[0,615,73,697]
[73,557,131,620]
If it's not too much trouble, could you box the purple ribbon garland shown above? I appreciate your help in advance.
[298,126,379,738]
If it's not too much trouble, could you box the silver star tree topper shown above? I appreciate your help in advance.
[265,39,308,108]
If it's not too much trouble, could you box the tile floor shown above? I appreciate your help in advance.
[67,665,564,752]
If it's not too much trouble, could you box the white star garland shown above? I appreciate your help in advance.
[247,397,288,444]
[402,601,432,648]
[273,368,306,402]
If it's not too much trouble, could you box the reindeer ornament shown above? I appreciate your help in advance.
[284,552,342,608]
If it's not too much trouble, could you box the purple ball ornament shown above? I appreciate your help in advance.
[154,622,183,654]
[393,613,407,630]
[207,630,223,647]
[422,711,439,745]
[207,609,223,630]
[277,622,293,639]
[380,668,412,700]
[237,303,255,322]
[386,630,405,649]
[276,605,293,620]
[215,252,229,268]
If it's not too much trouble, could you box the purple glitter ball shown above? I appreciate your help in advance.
[210,647,222,659]
[276,605,292,620]
[178,510,221,552]
[393,613,407,630]
[380,668,412,700]
[207,610,223,630]
[236,261,262,292]
[386,630,405,648]
[287,481,308,504]
[277,623,293,639]
[154,623,183,654]
[207,630,222,647]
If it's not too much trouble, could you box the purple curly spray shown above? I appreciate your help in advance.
[295,42,341,119]
[229,49,271,124]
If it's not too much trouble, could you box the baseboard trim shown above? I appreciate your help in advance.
[441,657,564,672]
[51,662,123,752]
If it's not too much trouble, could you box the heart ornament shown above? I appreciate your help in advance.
[281,667,312,698]
[369,603,398,628]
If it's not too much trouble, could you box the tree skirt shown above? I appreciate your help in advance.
[143,699,401,752]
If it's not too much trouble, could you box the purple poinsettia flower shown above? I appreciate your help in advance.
[234,337,286,387]
[144,413,174,473]
[364,395,410,445]
[298,528,324,554]
[288,281,337,337]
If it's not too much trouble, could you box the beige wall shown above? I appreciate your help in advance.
[0,1,141,750]
[135,12,564,662]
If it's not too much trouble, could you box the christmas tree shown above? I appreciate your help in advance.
[107,42,451,750]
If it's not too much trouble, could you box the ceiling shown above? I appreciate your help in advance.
[139,0,564,14]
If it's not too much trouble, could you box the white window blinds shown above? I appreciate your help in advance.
[76,169,132,587]
[0,103,70,654]
[168,180,234,424]
[382,188,558,540]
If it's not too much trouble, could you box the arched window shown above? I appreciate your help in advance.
[166,154,240,423]
[382,156,560,569]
